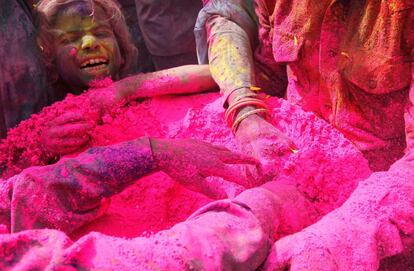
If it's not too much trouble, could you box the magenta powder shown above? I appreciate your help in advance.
[0,84,371,239]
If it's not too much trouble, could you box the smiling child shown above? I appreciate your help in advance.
[37,0,137,94]
[33,0,216,157]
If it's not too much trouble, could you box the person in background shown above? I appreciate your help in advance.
[0,0,51,138]
[196,0,414,269]
[134,0,202,70]
[117,0,154,73]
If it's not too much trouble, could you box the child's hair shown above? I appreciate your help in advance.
[36,0,138,83]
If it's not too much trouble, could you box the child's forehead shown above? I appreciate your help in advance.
[53,4,111,32]
[54,3,110,25]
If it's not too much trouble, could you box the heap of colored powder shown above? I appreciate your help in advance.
[74,93,372,239]
[0,78,116,178]
[0,83,372,239]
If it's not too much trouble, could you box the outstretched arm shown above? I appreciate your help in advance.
[0,137,257,233]
[198,0,295,181]
[40,64,217,157]
[4,137,156,233]
[113,64,218,100]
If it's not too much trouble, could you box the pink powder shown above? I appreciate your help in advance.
[69,48,77,56]
[0,83,371,239]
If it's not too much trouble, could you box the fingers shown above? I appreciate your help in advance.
[46,135,90,155]
[51,112,87,125]
[390,209,414,243]
[204,142,260,165]
[265,235,339,271]
[205,164,251,187]
[42,112,94,155]
[273,134,299,154]
[54,136,90,149]
[218,149,260,166]
[47,122,93,138]
[177,174,227,200]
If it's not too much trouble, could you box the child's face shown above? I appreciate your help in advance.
[52,4,122,90]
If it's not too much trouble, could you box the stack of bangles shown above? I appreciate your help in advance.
[225,95,270,134]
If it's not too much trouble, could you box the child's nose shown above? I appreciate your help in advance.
[81,35,99,51]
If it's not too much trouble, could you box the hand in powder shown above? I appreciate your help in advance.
[151,138,259,199]
[41,112,94,156]
[236,114,297,183]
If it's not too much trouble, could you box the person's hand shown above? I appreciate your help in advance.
[263,211,380,271]
[151,138,259,199]
[86,84,121,114]
[235,114,297,183]
[41,112,94,156]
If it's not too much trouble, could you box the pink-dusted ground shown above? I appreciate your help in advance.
[0,85,371,240]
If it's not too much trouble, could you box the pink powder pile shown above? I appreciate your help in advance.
[0,78,117,178]
[0,84,372,239]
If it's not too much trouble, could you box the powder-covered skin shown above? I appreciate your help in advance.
[0,78,116,178]
[0,81,371,239]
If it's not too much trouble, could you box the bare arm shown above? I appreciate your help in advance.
[8,137,156,233]
[1,137,257,233]
[206,15,257,107]
[113,64,217,100]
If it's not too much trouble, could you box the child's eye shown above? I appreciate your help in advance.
[94,29,112,38]
[59,35,78,45]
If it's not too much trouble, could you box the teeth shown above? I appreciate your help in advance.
[83,63,107,71]
[81,58,108,68]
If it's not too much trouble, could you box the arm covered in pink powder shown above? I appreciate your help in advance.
[198,2,296,180]
[0,137,258,234]
[0,137,156,233]
[39,65,217,157]
[113,65,218,100]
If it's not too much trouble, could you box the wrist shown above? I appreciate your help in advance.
[233,108,269,134]
[227,87,256,105]
[234,109,268,135]
[149,138,170,170]
[225,95,270,133]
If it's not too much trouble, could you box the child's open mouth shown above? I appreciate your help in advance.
[80,57,109,72]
